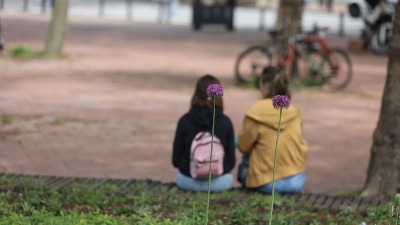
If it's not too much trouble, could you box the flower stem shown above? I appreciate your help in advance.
[269,108,282,225]
[192,201,195,225]
[205,97,216,225]
[396,207,399,225]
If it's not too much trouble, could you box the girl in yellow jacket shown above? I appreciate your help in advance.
[237,66,308,193]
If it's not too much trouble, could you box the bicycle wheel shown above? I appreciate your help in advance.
[293,49,328,87]
[234,46,272,84]
[324,48,352,90]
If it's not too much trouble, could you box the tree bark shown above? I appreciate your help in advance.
[362,1,400,197]
[44,0,69,57]
[276,0,303,39]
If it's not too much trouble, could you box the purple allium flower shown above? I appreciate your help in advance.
[272,95,291,109]
[206,84,224,98]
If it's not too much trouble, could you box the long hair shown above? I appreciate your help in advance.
[191,74,224,111]
[260,66,291,99]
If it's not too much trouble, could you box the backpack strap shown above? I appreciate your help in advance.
[195,131,208,141]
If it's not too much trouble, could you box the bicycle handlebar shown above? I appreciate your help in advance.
[268,21,329,40]
[307,25,330,35]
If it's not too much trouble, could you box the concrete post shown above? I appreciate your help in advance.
[99,0,105,17]
[126,0,133,21]
[23,0,28,12]
[339,12,344,37]
[259,8,266,32]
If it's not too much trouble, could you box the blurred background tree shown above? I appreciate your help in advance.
[276,0,303,39]
[44,0,69,57]
[362,0,400,197]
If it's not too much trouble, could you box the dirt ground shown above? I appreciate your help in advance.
[0,12,388,194]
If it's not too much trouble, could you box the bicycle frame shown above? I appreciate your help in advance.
[280,34,340,74]
[235,22,352,88]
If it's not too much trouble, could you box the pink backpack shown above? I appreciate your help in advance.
[190,131,225,179]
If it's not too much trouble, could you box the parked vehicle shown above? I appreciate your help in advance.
[366,0,396,54]
[192,0,235,31]
[348,0,396,55]
[347,0,369,18]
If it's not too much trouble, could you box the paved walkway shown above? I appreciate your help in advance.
[0,13,388,194]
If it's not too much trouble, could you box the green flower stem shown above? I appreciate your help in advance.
[269,108,282,225]
[396,207,398,225]
[193,201,195,225]
[205,96,216,225]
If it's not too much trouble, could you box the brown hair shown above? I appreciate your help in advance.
[191,74,224,111]
[260,66,291,99]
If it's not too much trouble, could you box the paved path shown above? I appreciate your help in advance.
[0,12,388,194]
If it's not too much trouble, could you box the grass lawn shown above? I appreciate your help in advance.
[0,175,397,225]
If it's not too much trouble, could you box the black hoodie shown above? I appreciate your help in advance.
[172,106,236,177]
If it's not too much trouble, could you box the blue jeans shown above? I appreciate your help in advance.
[176,171,233,192]
[255,172,306,194]
[237,155,306,194]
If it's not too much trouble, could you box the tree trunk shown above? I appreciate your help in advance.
[44,0,69,57]
[276,0,303,39]
[362,1,400,197]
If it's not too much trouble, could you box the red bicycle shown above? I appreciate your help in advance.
[235,23,352,90]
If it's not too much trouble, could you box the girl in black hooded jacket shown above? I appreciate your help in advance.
[172,74,236,192]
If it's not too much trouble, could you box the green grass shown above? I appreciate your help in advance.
[0,176,397,225]
[9,45,44,59]
[238,72,325,91]
[246,75,260,89]
[291,71,325,89]
[1,114,12,125]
